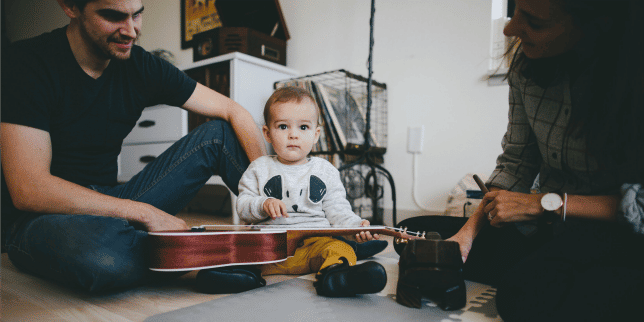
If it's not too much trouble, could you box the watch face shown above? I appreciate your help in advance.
[541,193,563,211]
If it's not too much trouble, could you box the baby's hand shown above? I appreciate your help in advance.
[263,198,289,219]
[356,220,380,242]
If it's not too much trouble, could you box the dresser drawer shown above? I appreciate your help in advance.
[118,142,174,182]
[123,105,188,144]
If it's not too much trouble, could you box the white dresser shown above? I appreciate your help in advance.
[118,52,298,224]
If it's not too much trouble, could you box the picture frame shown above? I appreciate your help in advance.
[181,0,223,49]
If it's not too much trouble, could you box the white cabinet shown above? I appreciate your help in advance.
[123,107,188,145]
[118,105,187,181]
[118,52,298,224]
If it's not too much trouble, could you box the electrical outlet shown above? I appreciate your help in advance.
[407,126,424,154]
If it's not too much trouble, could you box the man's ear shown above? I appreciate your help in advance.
[262,125,272,143]
[57,0,82,19]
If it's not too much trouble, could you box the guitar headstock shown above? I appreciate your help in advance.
[383,226,430,244]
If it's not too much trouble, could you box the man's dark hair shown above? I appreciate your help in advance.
[66,0,94,11]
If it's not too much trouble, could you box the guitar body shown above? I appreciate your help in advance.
[148,225,422,271]
[148,228,288,271]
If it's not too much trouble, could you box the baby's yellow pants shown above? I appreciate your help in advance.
[261,237,356,276]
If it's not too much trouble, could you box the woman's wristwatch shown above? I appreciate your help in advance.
[540,192,564,222]
[541,193,563,212]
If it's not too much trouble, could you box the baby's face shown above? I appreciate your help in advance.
[263,99,320,165]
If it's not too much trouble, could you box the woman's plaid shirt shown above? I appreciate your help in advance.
[487,71,643,233]
[488,71,619,195]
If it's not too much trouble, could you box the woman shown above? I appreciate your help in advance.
[442,0,643,321]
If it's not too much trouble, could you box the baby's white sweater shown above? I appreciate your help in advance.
[236,156,363,228]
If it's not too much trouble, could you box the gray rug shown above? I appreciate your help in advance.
[147,257,501,322]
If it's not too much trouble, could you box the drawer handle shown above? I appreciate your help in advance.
[140,155,156,163]
[138,120,156,128]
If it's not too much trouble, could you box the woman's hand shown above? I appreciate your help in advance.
[445,201,487,263]
[355,219,380,242]
[446,230,474,263]
[483,190,543,227]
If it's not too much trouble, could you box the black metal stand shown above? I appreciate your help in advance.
[337,0,397,226]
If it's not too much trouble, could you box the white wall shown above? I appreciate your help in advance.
[4,0,69,42]
[278,0,511,221]
[5,0,510,222]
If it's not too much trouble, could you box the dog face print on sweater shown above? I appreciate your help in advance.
[263,175,327,212]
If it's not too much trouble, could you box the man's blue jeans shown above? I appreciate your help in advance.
[5,120,250,292]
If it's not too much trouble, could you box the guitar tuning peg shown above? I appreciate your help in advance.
[421,232,426,238]
[394,237,408,244]
[402,227,408,234]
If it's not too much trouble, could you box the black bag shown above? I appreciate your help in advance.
[396,238,466,311]
[393,215,468,255]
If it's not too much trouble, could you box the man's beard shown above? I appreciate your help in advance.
[79,20,139,61]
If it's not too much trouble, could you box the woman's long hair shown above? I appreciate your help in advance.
[503,0,644,183]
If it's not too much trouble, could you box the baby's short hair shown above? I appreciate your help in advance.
[264,86,321,125]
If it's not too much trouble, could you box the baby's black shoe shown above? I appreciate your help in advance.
[195,266,266,294]
[314,257,387,297]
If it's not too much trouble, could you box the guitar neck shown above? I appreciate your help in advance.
[272,226,424,241]
[181,225,425,239]
[177,225,425,240]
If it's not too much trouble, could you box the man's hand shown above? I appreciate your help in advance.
[263,198,289,219]
[122,200,188,232]
[355,219,380,242]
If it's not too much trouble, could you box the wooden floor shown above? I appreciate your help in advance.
[1,212,397,322]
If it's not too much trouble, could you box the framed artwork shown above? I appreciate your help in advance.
[181,0,222,49]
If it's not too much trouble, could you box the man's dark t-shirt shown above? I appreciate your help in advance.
[1,26,198,234]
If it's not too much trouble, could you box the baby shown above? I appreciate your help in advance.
[196,86,387,297]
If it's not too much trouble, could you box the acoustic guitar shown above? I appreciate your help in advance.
[148,225,425,272]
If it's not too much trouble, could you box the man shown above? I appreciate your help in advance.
[1,0,266,292]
